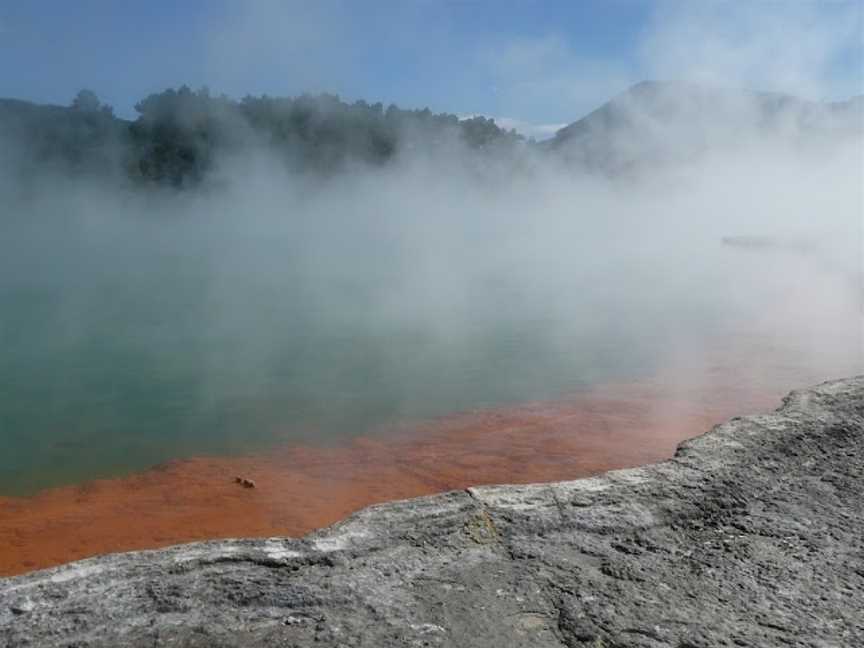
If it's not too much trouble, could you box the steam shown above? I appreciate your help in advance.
[641,1,863,99]
[0,1,861,493]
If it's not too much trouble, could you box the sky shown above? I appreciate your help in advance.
[0,0,861,137]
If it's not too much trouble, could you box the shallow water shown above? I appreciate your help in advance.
[0,364,834,576]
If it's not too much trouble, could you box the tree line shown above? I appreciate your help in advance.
[0,87,527,189]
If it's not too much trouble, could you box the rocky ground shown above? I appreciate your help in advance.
[1,376,862,647]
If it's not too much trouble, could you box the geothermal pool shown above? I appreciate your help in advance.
[0,206,860,575]
[3,207,860,497]
[0,346,856,577]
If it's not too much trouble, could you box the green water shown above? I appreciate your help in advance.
[0,283,652,495]
[1,216,673,496]
[2,203,858,497]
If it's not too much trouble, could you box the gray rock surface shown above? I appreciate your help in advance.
[2,376,863,647]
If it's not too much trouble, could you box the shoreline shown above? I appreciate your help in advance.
[3,375,860,646]
[0,374,789,577]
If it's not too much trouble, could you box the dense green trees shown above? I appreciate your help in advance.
[0,93,125,200]
[129,87,523,183]
[0,86,525,189]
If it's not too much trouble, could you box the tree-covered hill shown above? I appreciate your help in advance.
[0,87,524,189]
[2,82,859,192]
[0,95,127,183]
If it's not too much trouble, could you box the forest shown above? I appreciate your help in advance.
[0,87,526,189]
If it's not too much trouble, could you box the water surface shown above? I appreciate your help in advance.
[1,203,860,495]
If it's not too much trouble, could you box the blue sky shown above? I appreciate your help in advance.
[0,1,861,136]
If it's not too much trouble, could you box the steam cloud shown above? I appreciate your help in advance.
[0,1,861,493]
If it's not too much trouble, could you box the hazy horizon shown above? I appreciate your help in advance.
[1,1,861,132]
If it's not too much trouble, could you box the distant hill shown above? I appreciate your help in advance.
[544,81,863,174]
[1,83,861,189]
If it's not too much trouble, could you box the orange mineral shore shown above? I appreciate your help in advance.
[0,377,792,577]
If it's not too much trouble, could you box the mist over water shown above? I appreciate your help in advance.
[1,2,862,497]
[1,119,861,496]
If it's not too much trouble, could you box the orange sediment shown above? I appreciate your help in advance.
[0,377,790,577]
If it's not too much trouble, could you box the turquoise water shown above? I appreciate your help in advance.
[0,216,674,496]
[2,205,858,496]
